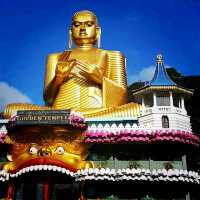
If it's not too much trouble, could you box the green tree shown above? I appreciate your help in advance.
[166,67,182,82]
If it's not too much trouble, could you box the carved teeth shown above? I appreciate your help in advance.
[2,168,200,183]
[8,165,74,178]
[22,168,26,174]
[48,165,53,170]
[33,166,38,171]
[38,165,43,170]
[30,166,34,171]
[53,166,57,171]
[43,165,48,170]
[0,170,9,182]
[56,167,61,172]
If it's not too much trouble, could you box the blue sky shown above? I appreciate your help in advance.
[0,0,200,109]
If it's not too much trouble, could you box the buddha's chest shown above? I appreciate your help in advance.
[69,49,107,67]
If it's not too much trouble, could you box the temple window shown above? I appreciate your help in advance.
[162,115,169,128]
[144,93,153,107]
[173,93,181,107]
[156,92,170,106]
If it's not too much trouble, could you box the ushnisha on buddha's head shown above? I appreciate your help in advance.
[69,10,101,48]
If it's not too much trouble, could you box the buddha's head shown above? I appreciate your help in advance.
[69,10,101,47]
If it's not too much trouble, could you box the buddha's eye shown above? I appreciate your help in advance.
[55,146,65,155]
[86,21,94,27]
[73,22,80,27]
[29,146,38,155]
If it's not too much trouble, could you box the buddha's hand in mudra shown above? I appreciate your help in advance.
[55,59,76,82]
[74,60,103,84]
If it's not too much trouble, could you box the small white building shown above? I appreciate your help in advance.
[132,54,193,131]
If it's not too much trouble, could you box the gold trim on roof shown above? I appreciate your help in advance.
[83,102,142,118]
[132,85,193,96]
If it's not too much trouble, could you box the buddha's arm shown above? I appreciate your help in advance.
[103,51,128,107]
[44,54,77,106]
[43,53,62,106]
[106,51,127,89]
[44,74,63,106]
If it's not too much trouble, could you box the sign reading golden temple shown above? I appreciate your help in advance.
[15,110,71,125]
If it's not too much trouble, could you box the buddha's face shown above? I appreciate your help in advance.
[71,12,98,45]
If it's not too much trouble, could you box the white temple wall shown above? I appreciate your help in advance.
[138,113,191,132]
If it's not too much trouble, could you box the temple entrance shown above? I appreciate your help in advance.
[12,171,80,200]
[14,183,80,200]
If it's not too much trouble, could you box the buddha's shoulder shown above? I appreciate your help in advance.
[100,49,125,58]
[46,49,125,60]
[46,51,71,61]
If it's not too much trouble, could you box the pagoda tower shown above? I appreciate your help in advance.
[133,54,193,131]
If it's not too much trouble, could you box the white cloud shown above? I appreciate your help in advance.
[128,65,155,84]
[0,82,32,111]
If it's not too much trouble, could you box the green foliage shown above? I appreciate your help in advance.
[182,76,200,135]
[141,195,156,200]
[166,67,182,82]
[128,81,145,91]
[128,81,145,102]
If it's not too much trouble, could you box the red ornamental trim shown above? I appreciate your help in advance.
[84,130,200,146]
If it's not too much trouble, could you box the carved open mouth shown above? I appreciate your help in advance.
[10,165,74,179]
[9,158,77,178]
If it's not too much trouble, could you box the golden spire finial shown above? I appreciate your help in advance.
[156,54,163,64]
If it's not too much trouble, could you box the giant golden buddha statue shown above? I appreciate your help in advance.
[4,10,141,119]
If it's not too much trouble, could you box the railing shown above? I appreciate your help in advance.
[93,160,184,170]
[141,106,187,116]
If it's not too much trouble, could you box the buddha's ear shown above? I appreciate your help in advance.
[96,26,101,48]
[68,29,73,49]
